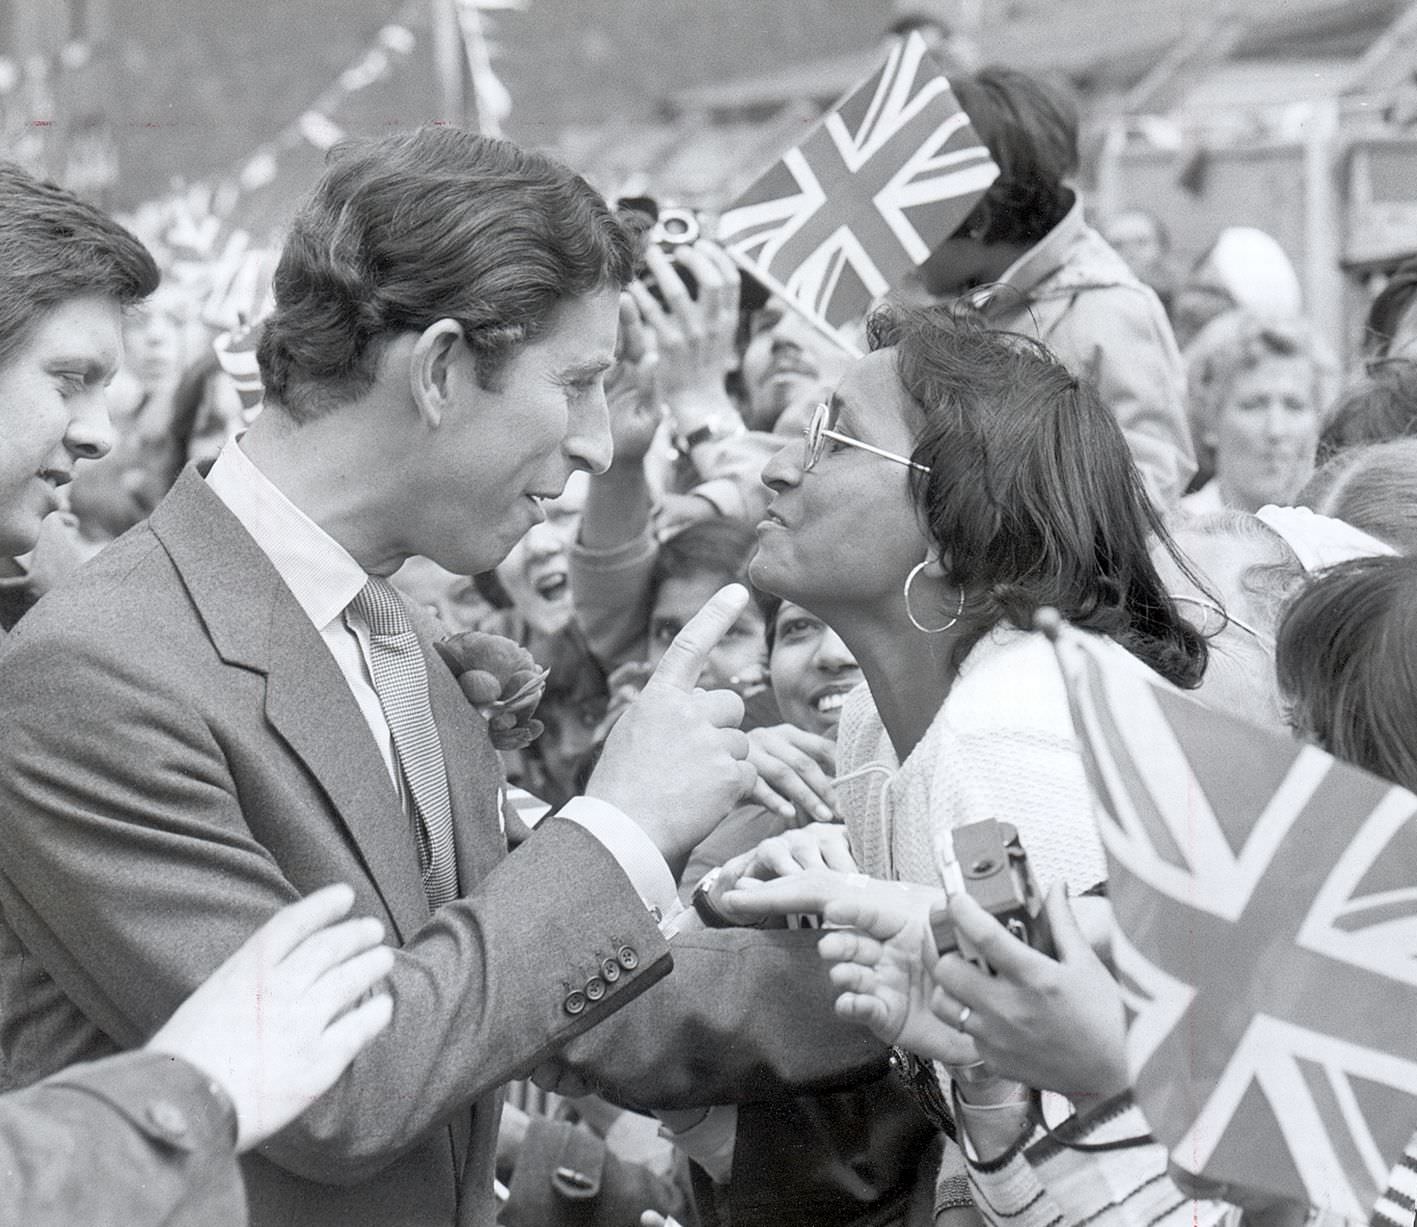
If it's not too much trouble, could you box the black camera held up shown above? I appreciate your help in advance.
[928,819,1054,970]
[616,195,707,305]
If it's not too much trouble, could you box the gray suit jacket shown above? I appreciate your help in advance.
[0,468,670,1227]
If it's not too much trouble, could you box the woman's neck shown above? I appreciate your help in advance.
[831,605,963,762]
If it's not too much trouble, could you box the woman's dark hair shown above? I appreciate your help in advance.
[1275,554,1417,793]
[648,517,760,609]
[756,590,785,655]
[951,67,1078,247]
[0,161,159,370]
[1363,257,1417,360]
[162,350,224,488]
[868,303,1207,687]
[1318,357,1417,458]
[257,126,634,422]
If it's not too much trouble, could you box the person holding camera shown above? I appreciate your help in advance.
[705,302,1206,1218]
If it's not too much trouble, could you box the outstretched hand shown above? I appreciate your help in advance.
[814,883,978,1063]
[146,884,394,1151]
[929,884,1130,1107]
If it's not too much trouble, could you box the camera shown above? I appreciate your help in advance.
[616,196,708,304]
[928,819,1053,969]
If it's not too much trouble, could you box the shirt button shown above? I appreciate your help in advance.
[584,976,607,1002]
[616,945,639,971]
[145,1101,190,1139]
[600,957,622,983]
[563,990,588,1016]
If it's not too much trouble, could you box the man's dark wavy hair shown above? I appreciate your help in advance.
[869,303,1207,688]
[257,126,634,422]
[0,161,159,370]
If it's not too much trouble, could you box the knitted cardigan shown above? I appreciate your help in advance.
[834,624,1113,896]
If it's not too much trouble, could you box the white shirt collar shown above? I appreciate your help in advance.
[205,440,369,630]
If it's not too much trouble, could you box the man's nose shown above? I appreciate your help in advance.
[569,386,614,476]
[64,391,116,462]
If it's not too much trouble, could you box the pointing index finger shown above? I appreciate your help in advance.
[646,583,750,693]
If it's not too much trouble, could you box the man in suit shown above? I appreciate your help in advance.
[0,158,407,1226]
[0,128,759,1227]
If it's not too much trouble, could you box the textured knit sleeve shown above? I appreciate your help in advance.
[954,1093,1240,1227]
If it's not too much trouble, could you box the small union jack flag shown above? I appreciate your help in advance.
[716,31,998,331]
[1046,621,1417,1221]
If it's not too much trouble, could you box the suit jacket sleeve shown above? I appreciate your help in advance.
[0,1051,244,1227]
[551,925,887,1111]
[0,617,670,1186]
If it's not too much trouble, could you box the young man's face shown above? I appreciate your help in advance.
[0,295,123,556]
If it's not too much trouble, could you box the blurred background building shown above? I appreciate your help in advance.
[3,0,1417,356]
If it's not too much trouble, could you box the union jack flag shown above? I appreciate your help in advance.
[715,31,998,331]
[1046,621,1417,1221]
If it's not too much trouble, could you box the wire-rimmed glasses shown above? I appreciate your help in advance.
[803,402,930,474]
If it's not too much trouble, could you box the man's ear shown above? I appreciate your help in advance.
[409,318,467,429]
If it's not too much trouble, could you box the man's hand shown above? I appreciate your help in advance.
[929,885,1130,1107]
[745,723,838,822]
[586,584,757,871]
[146,884,394,1151]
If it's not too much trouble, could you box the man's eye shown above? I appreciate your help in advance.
[779,618,817,640]
[56,373,86,397]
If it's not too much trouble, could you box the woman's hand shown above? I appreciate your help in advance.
[929,884,1130,1109]
[746,723,838,822]
[812,885,980,1062]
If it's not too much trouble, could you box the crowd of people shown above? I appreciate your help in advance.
[2,48,1417,1227]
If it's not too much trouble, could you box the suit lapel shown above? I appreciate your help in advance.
[150,469,430,942]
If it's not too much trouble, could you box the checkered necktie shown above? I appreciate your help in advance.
[349,577,459,909]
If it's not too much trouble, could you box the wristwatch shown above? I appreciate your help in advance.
[673,413,743,455]
[690,867,735,929]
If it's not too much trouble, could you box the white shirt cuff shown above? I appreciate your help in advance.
[558,796,677,921]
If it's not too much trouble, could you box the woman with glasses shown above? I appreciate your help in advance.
[748,304,1206,895]
[721,303,1208,1222]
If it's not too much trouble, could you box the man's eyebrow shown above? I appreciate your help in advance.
[45,354,117,379]
[560,357,614,381]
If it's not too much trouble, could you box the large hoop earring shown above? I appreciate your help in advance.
[903,561,965,634]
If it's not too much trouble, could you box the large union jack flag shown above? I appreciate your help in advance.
[715,31,998,331]
[1047,622,1417,1221]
